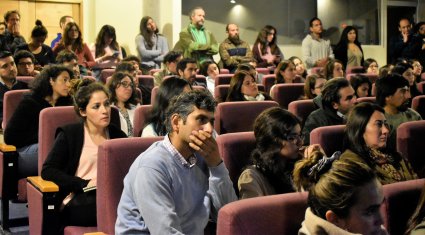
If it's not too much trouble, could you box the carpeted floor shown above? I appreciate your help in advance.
[0,201,29,235]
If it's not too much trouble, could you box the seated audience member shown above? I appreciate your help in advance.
[410,59,423,82]
[4,65,73,177]
[293,152,388,234]
[302,78,356,145]
[2,10,26,52]
[122,55,142,74]
[392,62,422,101]
[14,50,39,77]
[341,102,417,184]
[0,51,28,124]
[238,107,303,199]
[0,21,6,35]
[364,58,379,75]
[41,82,126,231]
[91,25,122,71]
[226,71,272,102]
[177,57,206,87]
[115,61,150,105]
[252,25,283,68]
[116,90,237,234]
[275,60,298,84]
[153,50,182,86]
[219,23,253,73]
[107,72,140,137]
[53,22,96,69]
[142,77,191,137]
[16,20,55,67]
[289,56,307,79]
[235,62,260,82]
[136,16,169,73]
[379,64,394,78]
[376,73,422,149]
[50,15,74,48]
[323,59,344,80]
[303,74,326,99]
[350,74,372,98]
[406,183,425,235]
[199,60,219,94]
[56,50,82,79]
[333,25,364,69]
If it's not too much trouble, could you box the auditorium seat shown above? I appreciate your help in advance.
[132,105,153,137]
[345,66,364,74]
[16,76,34,84]
[214,74,234,87]
[2,89,29,129]
[220,68,230,74]
[309,125,345,157]
[255,67,269,75]
[288,99,317,127]
[397,120,425,177]
[261,74,276,93]
[357,96,376,103]
[411,95,425,118]
[347,73,378,84]
[99,69,115,84]
[270,83,305,109]
[416,81,425,93]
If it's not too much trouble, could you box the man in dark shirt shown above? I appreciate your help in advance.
[389,18,422,63]
[1,10,26,52]
[0,51,28,125]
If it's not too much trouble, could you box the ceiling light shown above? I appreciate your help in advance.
[230,0,236,3]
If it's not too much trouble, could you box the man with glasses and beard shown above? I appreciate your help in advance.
[376,73,422,149]
[219,23,253,73]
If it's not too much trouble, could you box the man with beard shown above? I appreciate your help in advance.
[177,58,206,88]
[173,7,218,65]
[376,73,422,149]
[219,23,253,73]
[136,16,169,73]
[1,10,26,52]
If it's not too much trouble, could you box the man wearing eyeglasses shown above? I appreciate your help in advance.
[14,50,40,77]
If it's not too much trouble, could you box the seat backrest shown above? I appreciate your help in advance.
[346,66,364,74]
[196,74,207,84]
[38,106,80,174]
[216,132,256,195]
[100,68,115,84]
[137,75,155,90]
[214,101,279,134]
[220,68,230,74]
[214,74,234,87]
[150,86,159,105]
[421,73,425,82]
[270,83,305,109]
[417,81,425,93]
[261,74,276,93]
[411,95,425,119]
[132,105,153,137]
[397,120,425,177]
[288,99,317,127]
[357,96,376,103]
[347,73,378,83]
[217,192,308,235]
[16,76,34,84]
[2,89,30,129]
[310,125,345,157]
[256,67,270,75]
[381,179,425,235]
[82,75,96,81]
[97,137,163,235]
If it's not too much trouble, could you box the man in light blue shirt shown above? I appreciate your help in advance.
[116,90,237,234]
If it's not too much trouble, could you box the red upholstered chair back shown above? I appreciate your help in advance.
[270,83,305,109]
[346,66,365,74]
[288,99,317,127]
[397,120,425,177]
[256,67,269,75]
[357,96,376,103]
[220,68,230,74]
[421,73,425,81]
[132,105,153,137]
[150,86,159,105]
[371,82,377,96]
[214,74,234,87]
[149,68,161,76]
[214,101,279,134]
[310,125,345,157]
[137,75,155,90]
[97,137,163,235]
[196,74,207,84]
[100,68,115,84]
[82,75,96,81]
[16,76,34,84]
[217,192,308,235]
[216,132,255,195]
[412,95,425,119]
[261,74,276,93]
[38,106,80,175]
[381,179,425,235]
[2,89,30,129]
[346,73,379,84]
[417,81,425,93]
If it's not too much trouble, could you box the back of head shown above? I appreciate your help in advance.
[31,20,48,38]
[56,50,78,64]
[392,62,413,76]
[163,50,182,64]
[122,55,140,64]
[116,62,135,74]
[165,89,216,134]
[321,78,350,110]
[375,73,409,107]
[293,154,376,219]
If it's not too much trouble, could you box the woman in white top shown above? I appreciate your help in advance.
[107,72,140,137]
[199,60,220,95]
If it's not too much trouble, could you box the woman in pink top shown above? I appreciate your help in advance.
[53,22,96,69]
[41,81,126,231]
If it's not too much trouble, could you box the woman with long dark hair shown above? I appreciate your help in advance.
[334,26,364,69]
[92,25,122,69]
[226,71,271,102]
[252,25,283,68]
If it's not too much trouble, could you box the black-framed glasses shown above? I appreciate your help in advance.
[118,81,133,88]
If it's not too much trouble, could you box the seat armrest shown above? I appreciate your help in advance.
[27,176,59,192]
[0,144,18,199]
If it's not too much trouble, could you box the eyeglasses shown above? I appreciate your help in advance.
[18,62,33,66]
[286,133,305,144]
[118,81,133,88]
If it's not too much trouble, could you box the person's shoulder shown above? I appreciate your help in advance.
[406,108,422,120]
[14,81,29,89]
[302,34,312,42]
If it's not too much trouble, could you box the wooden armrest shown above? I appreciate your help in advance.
[84,233,108,235]
[0,143,16,152]
[27,176,59,192]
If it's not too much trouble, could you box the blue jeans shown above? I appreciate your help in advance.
[17,143,38,177]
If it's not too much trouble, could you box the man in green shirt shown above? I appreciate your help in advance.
[173,7,218,66]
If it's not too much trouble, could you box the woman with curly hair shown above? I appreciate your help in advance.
[237,107,304,199]
[252,25,283,68]
[4,65,73,177]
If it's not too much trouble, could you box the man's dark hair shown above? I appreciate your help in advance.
[321,78,351,110]
[4,10,20,23]
[56,50,78,64]
[59,15,72,27]
[116,62,135,73]
[163,51,182,64]
[14,50,35,63]
[177,58,197,73]
[375,73,409,107]
[165,90,216,133]
[309,17,321,27]
[0,51,12,59]
[122,55,140,64]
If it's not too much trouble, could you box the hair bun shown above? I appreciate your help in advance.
[35,20,43,26]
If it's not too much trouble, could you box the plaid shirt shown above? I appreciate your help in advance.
[163,135,197,168]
